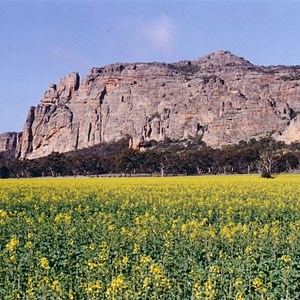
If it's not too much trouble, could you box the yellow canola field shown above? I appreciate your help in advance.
[0,175,300,299]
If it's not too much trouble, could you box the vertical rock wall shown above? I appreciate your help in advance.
[6,51,300,159]
[0,132,22,153]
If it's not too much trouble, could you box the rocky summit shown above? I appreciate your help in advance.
[3,50,300,159]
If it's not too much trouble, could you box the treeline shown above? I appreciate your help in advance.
[0,137,300,178]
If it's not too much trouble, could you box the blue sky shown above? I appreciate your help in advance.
[0,0,300,133]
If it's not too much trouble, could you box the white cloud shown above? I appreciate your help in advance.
[115,15,176,61]
[141,15,175,55]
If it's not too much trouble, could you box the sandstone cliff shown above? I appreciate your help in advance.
[0,132,22,153]
[10,51,300,159]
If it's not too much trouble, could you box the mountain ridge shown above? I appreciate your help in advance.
[1,50,300,159]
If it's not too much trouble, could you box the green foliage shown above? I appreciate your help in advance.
[280,74,300,81]
[0,166,9,178]
[1,176,300,298]
[1,137,300,178]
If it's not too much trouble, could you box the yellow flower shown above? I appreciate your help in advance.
[193,281,201,290]
[6,236,19,252]
[85,281,102,296]
[133,243,140,254]
[205,278,216,299]
[234,278,243,286]
[245,246,252,254]
[181,223,187,232]
[105,275,128,297]
[11,289,21,299]
[192,281,203,299]
[150,264,163,276]
[189,232,196,240]
[210,265,220,275]
[25,217,34,225]
[140,256,152,264]
[121,227,127,235]
[143,277,151,288]
[236,291,244,300]
[252,277,263,290]
[54,212,71,224]
[68,239,74,246]
[88,243,96,251]
[51,279,63,295]
[87,260,97,270]
[220,225,233,242]
[0,209,8,218]
[122,256,129,265]
[68,290,74,300]
[280,255,292,263]
[108,224,115,231]
[39,257,50,270]
[159,276,171,289]
[25,241,33,250]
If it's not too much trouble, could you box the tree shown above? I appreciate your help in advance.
[0,166,10,178]
[277,152,299,172]
[116,148,140,176]
[238,147,259,174]
[39,152,68,177]
[139,151,160,175]
[180,147,215,175]
[259,151,278,178]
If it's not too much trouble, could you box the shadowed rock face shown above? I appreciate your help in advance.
[0,132,22,153]
[10,50,300,159]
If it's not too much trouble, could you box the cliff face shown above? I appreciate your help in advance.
[0,132,22,153]
[12,50,300,159]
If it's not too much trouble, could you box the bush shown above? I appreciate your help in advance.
[260,168,272,178]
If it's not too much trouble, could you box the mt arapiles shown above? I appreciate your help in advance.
[1,51,300,159]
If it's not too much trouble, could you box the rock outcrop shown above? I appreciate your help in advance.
[8,50,300,159]
[0,132,22,153]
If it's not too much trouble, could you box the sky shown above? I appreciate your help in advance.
[0,0,300,134]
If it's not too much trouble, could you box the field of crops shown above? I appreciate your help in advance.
[0,175,300,299]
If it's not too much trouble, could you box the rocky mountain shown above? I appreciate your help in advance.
[2,50,300,159]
